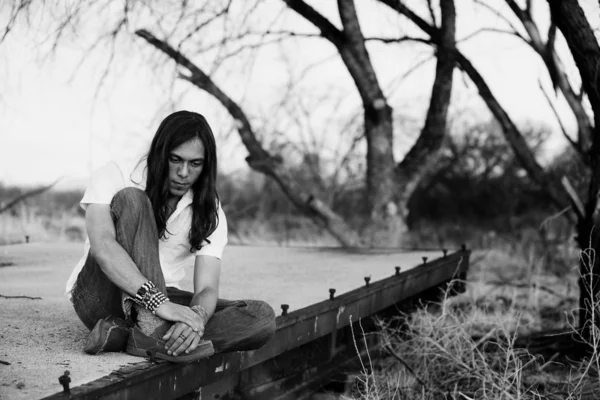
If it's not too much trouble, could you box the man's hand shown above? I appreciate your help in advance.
[153,302,204,332]
[162,322,204,356]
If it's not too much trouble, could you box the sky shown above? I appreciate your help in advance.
[0,0,588,189]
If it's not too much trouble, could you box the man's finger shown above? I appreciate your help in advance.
[185,335,201,354]
[173,333,195,357]
[166,335,186,355]
[175,326,194,349]
[165,324,188,350]
[162,324,176,340]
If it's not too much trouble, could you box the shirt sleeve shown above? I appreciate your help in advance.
[80,161,125,211]
[195,204,228,259]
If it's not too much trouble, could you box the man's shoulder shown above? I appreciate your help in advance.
[102,156,146,189]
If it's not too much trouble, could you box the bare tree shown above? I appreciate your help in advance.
[378,0,569,212]
[2,0,458,248]
[277,0,456,245]
[374,0,600,346]
[548,0,600,343]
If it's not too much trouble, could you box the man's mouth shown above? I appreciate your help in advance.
[173,181,188,188]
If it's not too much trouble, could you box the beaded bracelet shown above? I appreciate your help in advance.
[135,281,169,314]
[135,281,155,303]
[147,291,168,314]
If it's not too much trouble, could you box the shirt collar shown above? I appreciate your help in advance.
[179,189,194,208]
[167,189,193,224]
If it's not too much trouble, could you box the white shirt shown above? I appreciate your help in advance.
[65,158,228,299]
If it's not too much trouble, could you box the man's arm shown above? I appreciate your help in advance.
[86,204,148,295]
[86,204,204,331]
[190,255,221,320]
[162,255,221,355]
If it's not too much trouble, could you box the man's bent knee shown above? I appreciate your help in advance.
[248,301,277,349]
[111,187,152,215]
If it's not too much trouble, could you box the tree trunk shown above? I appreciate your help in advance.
[395,0,456,219]
[549,0,600,339]
[135,29,362,247]
[283,0,401,246]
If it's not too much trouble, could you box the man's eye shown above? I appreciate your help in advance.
[192,162,203,167]
[169,157,180,163]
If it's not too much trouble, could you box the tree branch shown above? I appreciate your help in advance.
[505,0,593,152]
[0,178,62,215]
[379,0,569,211]
[135,29,361,247]
[281,0,344,45]
[539,79,586,163]
[364,35,431,45]
[457,27,526,45]
[426,0,436,27]
[474,0,527,43]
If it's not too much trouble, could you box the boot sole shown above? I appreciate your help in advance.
[126,342,215,363]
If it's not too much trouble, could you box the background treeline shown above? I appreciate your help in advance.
[2,120,583,248]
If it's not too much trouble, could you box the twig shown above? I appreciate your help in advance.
[0,360,10,365]
[474,328,497,349]
[538,352,559,371]
[458,27,524,44]
[0,294,42,300]
[539,206,572,232]
[485,281,564,298]
[383,344,427,387]
[539,79,585,160]
[561,176,585,219]
[472,0,525,41]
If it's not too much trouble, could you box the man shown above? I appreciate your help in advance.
[66,111,276,362]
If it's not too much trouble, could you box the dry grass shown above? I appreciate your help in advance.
[341,237,600,400]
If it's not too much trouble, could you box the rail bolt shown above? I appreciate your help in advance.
[329,288,336,300]
[395,266,401,276]
[422,257,428,264]
[281,304,289,316]
[58,370,71,393]
[364,276,371,287]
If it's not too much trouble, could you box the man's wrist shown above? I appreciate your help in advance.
[135,281,169,314]
[190,305,209,325]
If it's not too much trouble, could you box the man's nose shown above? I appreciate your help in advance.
[178,163,190,178]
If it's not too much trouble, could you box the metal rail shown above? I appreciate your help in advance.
[43,248,470,400]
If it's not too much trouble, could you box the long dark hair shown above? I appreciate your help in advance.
[145,110,219,252]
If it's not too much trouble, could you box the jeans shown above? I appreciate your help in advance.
[71,187,276,352]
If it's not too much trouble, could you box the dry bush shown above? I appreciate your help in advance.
[344,241,600,400]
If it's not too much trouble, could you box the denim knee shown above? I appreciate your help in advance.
[255,301,277,341]
[111,187,152,216]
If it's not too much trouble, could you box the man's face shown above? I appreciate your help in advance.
[168,137,205,199]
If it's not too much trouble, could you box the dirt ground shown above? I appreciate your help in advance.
[0,242,443,399]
